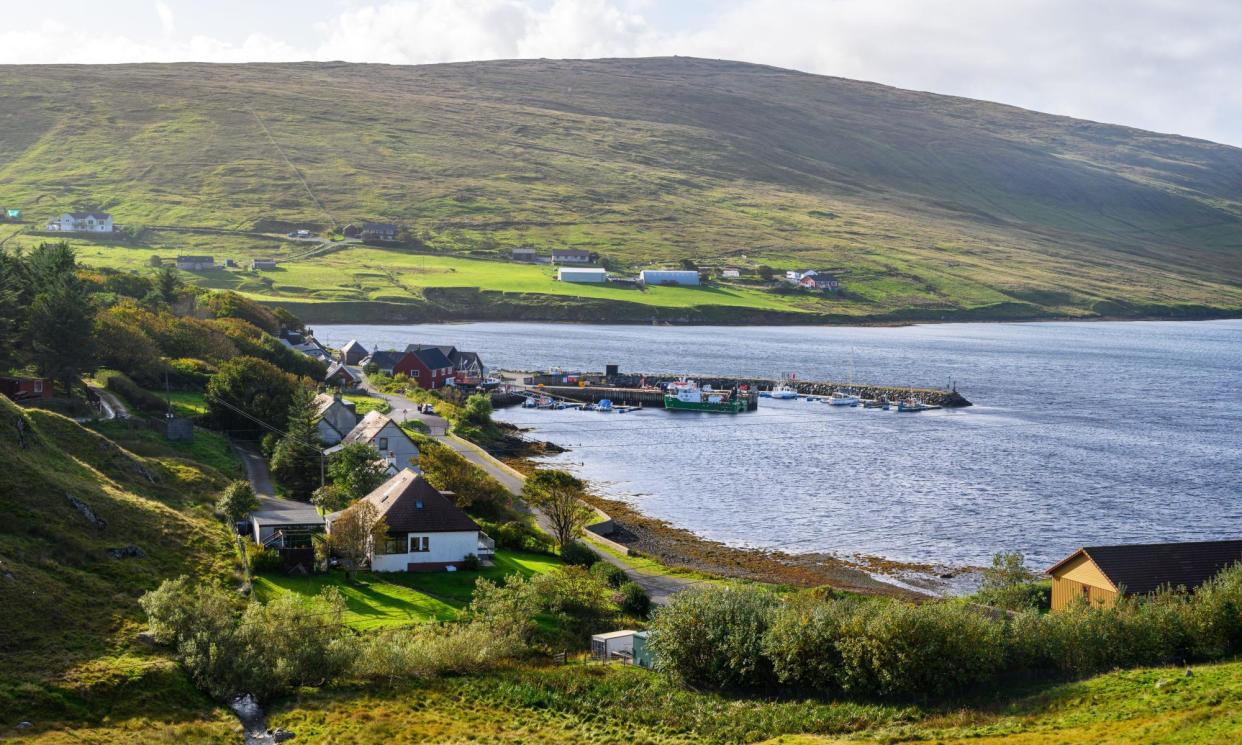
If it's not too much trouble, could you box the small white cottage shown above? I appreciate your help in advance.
[327,468,493,571]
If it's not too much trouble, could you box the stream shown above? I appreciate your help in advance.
[229,694,277,745]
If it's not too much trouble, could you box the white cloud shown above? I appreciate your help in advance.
[2,0,1241,145]
[155,0,175,36]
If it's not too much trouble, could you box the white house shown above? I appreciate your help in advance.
[639,269,700,286]
[314,392,358,445]
[721,269,740,278]
[46,212,113,233]
[329,411,420,471]
[327,468,494,571]
[558,267,608,283]
[552,248,595,264]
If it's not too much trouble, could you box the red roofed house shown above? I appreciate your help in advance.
[392,346,455,389]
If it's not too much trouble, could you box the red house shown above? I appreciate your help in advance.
[0,376,52,401]
[392,347,455,389]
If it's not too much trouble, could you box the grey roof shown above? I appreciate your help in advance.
[455,351,482,370]
[362,221,397,232]
[250,494,324,527]
[405,343,456,358]
[325,362,359,382]
[409,346,454,371]
[341,339,367,354]
[367,350,407,369]
[1049,540,1242,595]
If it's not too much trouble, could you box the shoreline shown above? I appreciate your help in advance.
[306,311,1242,330]
[503,449,970,600]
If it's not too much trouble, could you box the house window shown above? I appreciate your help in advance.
[409,536,430,552]
[33,381,42,393]
[411,370,419,378]
[379,537,403,555]
[378,437,388,450]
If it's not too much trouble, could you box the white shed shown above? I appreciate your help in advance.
[558,268,608,283]
[639,270,700,286]
[591,629,638,661]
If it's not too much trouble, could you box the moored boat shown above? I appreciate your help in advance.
[663,379,750,413]
[826,390,860,406]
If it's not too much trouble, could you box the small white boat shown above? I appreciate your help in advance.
[768,383,799,400]
[827,391,860,406]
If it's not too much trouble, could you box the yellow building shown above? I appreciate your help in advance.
[1047,540,1242,611]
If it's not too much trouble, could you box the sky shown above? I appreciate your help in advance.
[3,1,1241,147]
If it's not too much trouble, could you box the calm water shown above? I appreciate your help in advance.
[317,320,1242,568]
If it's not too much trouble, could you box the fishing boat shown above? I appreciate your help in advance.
[663,379,749,413]
[897,399,932,412]
[826,391,860,406]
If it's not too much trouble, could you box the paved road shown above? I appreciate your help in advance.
[362,375,694,603]
[232,440,275,498]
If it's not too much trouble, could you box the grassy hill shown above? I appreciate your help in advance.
[0,397,238,738]
[2,57,1241,322]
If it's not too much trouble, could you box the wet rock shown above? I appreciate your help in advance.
[16,721,32,730]
[271,728,295,742]
[106,545,146,559]
[66,493,107,529]
[135,631,158,648]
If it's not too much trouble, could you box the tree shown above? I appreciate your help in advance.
[205,356,298,438]
[147,255,163,268]
[327,500,388,582]
[0,251,24,370]
[523,469,592,550]
[312,483,352,513]
[679,258,698,271]
[419,439,510,516]
[155,264,182,303]
[758,265,776,281]
[24,242,77,295]
[327,442,389,500]
[93,311,164,385]
[217,480,260,522]
[28,275,96,397]
[270,385,324,500]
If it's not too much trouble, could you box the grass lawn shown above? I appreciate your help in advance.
[343,393,390,416]
[253,549,561,629]
[162,390,208,417]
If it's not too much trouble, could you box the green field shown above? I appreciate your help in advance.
[253,550,561,629]
[2,58,1241,323]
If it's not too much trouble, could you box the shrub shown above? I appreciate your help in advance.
[618,581,651,618]
[560,540,597,567]
[351,621,526,683]
[249,543,283,574]
[833,600,1005,697]
[477,518,555,554]
[764,591,857,692]
[648,586,777,689]
[461,553,481,571]
[102,370,168,413]
[976,551,1047,611]
[165,357,216,389]
[591,561,628,589]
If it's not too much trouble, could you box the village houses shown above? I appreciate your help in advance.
[46,211,113,233]
[328,410,420,472]
[314,392,358,445]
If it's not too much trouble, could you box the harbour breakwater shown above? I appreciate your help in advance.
[522,373,971,408]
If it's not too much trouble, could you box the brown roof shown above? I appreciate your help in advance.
[358,469,479,534]
[341,410,394,445]
[1048,540,1242,595]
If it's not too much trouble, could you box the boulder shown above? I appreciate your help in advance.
[106,545,146,559]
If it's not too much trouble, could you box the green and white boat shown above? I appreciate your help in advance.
[663,379,749,413]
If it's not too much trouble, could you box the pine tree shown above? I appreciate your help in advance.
[269,386,324,500]
[28,274,96,397]
[0,252,24,370]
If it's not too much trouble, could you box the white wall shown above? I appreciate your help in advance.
[371,530,480,571]
[640,270,700,286]
[370,421,419,471]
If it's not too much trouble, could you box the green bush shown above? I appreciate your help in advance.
[249,543,284,574]
[833,600,1005,697]
[101,370,168,413]
[764,591,857,692]
[618,581,651,618]
[647,586,777,689]
[477,518,555,554]
[165,357,216,389]
[560,540,597,567]
[591,561,628,589]
[461,553,481,571]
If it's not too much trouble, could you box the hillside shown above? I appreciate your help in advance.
[1,57,1242,322]
[0,397,238,738]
